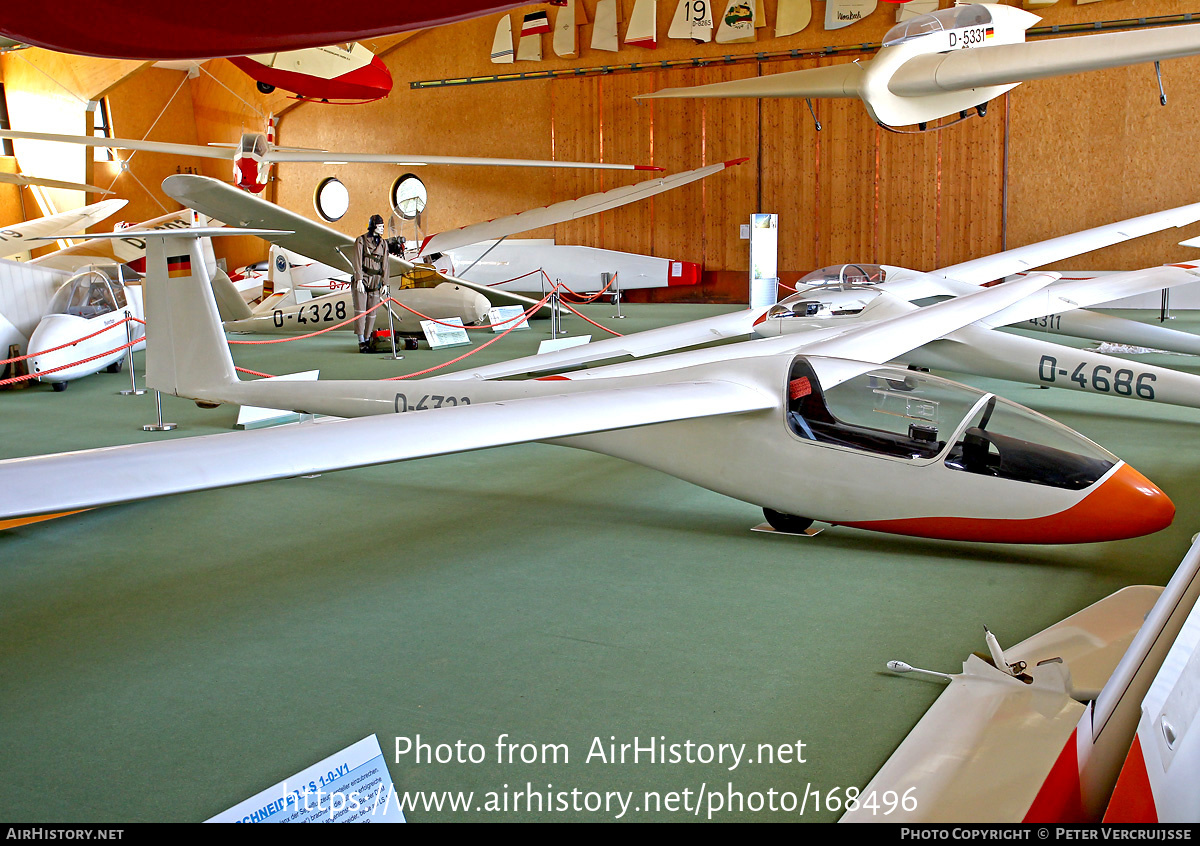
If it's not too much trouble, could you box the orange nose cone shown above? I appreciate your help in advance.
[1063,463,1175,542]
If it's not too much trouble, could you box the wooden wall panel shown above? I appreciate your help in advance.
[1007,51,1200,272]
[760,60,821,277]
[876,123,938,270]
[596,71,658,257]
[552,75,604,255]
[936,99,1005,270]
[0,158,27,232]
[818,79,878,264]
[700,65,761,278]
[102,68,205,225]
[643,68,707,269]
[186,59,280,271]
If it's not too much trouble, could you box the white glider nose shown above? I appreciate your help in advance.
[28,315,115,385]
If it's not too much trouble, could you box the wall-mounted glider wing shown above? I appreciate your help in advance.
[416,158,747,255]
[0,381,773,524]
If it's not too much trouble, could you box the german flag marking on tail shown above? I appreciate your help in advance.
[167,255,192,278]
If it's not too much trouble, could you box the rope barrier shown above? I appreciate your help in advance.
[235,366,276,379]
[384,290,556,381]
[0,337,137,387]
[6,278,622,387]
[485,268,550,287]
[0,315,138,366]
[555,297,625,337]
[554,271,619,304]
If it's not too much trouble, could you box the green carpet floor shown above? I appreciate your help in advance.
[1,304,1198,822]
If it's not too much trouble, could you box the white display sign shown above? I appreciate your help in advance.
[235,370,319,430]
[421,316,472,349]
[206,735,404,823]
[749,213,779,309]
[538,335,592,355]
[487,305,530,332]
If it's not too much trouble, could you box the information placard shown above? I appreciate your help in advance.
[487,305,530,332]
[206,735,404,823]
[421,317,472,349]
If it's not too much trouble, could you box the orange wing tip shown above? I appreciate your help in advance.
[0,510,89,531]
[634,165,665,171]
[724,157,750,167]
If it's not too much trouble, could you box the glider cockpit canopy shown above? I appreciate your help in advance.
[765,265,889,320]
[797,263,888,290]
[788,357,1117,490]
[239,133,269,159]
[47,266,134,319]
[882,4,993,48]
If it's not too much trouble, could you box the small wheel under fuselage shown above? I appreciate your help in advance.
[763,508,814,534]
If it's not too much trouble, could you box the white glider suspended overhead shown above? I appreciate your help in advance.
[637,3,1200,128]
[0,225,1182,545]
[0,122,663,195]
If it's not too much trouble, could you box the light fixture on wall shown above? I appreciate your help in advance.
[314,176,349,222]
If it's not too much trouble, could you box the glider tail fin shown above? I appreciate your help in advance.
[143,231,240,399]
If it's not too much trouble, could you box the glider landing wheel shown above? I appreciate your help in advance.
[256,81,276,95]
[763,508,814,535]
[106,359,123,373]
[51,381,67,392]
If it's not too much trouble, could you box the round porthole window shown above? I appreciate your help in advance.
[390,173,427,220]
[314,176,349,222]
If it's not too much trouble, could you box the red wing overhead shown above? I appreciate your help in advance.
[0,1,528,60]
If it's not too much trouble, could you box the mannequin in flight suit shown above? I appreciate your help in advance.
[352,213,405,352]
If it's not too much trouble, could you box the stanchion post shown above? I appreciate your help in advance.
[1160,288,1173,322]
[383,289,403,360]
[551,287,567,338]
[610,272,625,319]
[119,311,146,396]
[142,390,177,432]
